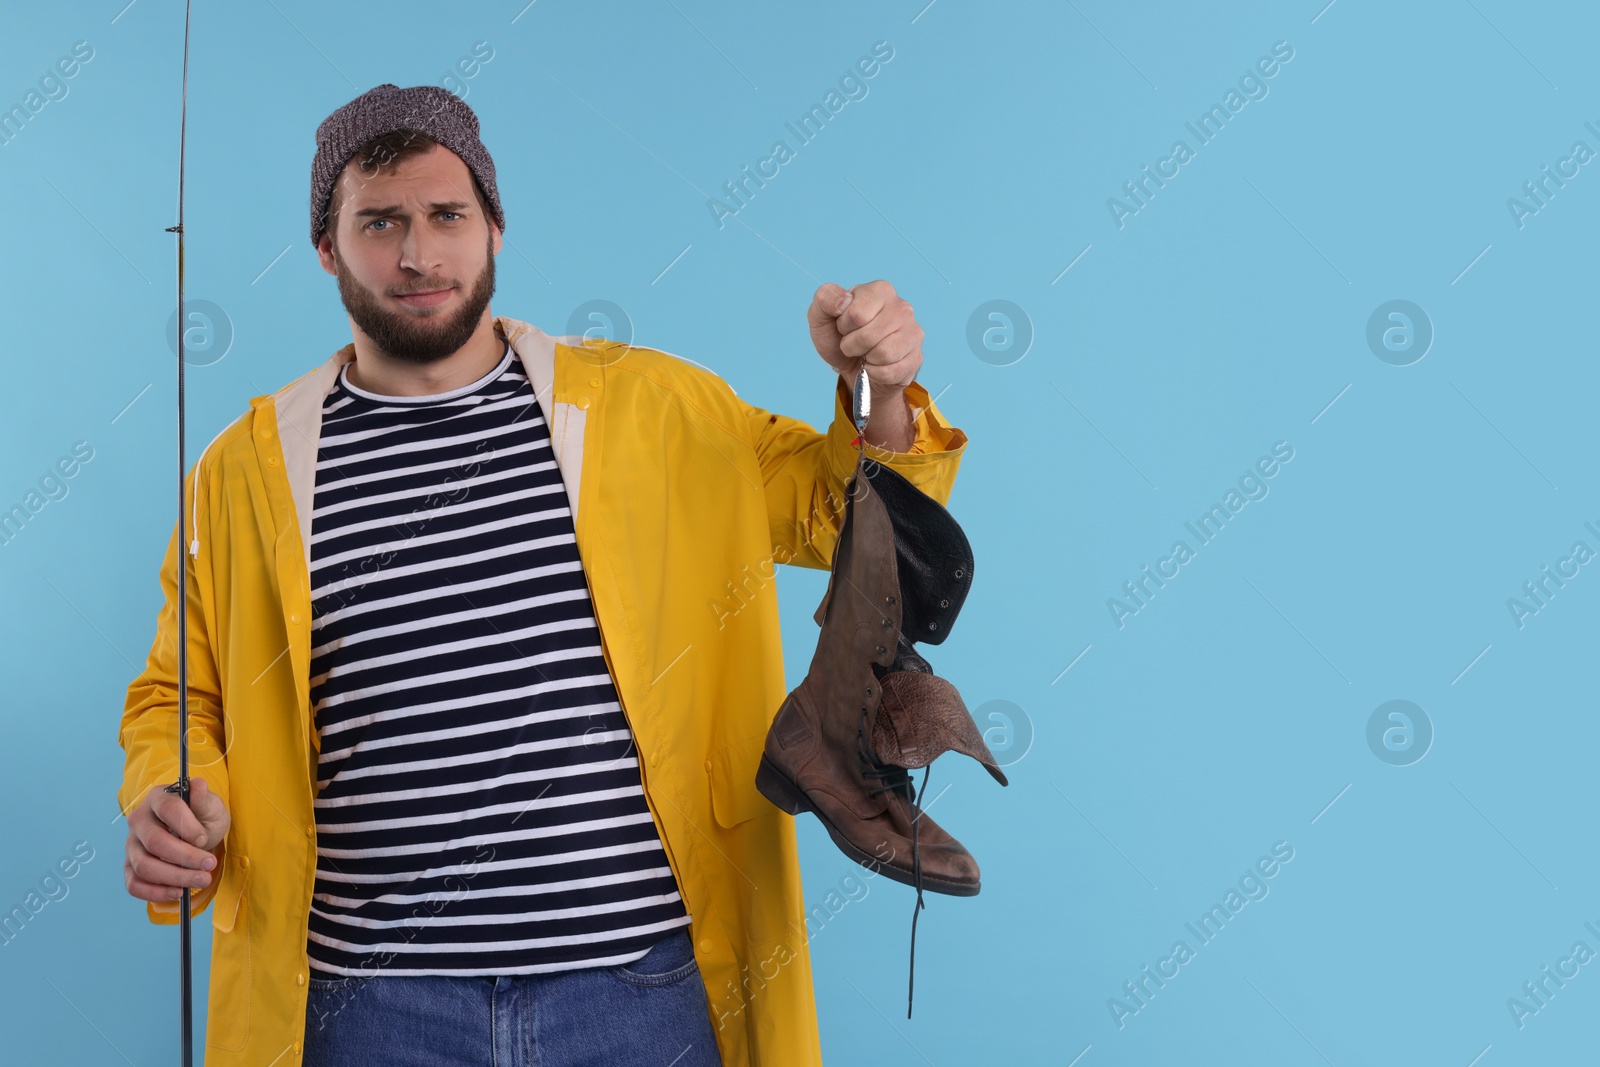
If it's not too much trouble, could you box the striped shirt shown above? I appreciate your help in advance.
[304,339,690,977]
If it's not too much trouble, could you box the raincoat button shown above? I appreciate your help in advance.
[576,397,590,410]
[297,972,305,986]
[267,456,279,466]
[649,751,659,768]
[703,759,711,773]
[305,824,314,836]
[290,613,302,625]
[588,377,601,388]
[699,937,714,954]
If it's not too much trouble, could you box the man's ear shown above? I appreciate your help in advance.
[316,231,338,276]
[491,222,503,256]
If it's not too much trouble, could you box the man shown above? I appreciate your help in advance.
[117,83,967,1067]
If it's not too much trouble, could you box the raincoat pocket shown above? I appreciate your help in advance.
[205,851,251,1051]
[711,728,778,829]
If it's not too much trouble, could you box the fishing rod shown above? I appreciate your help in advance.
[159,0,196,1063]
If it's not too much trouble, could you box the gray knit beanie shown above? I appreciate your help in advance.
[310,83,505,248]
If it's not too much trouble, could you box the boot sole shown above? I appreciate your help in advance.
[756,754,981,897]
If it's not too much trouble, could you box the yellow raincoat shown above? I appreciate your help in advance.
[118,316,967,1066]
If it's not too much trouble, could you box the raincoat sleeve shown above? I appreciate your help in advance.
[118,462,231,923]
[741,376,968,571]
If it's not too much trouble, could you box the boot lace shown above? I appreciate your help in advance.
[857,702,933,1018]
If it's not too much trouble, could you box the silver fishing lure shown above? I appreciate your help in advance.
[851,364,872,438]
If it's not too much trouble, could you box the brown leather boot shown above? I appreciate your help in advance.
[755,443,1006,896]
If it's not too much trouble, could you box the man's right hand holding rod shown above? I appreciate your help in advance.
[124,777,229,904]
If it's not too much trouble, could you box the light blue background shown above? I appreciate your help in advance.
[2,0,1596,1063]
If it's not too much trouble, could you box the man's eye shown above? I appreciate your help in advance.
[367,219,391,232]
[440,212,461,221]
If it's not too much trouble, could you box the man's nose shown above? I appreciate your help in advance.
[398,223,445,277]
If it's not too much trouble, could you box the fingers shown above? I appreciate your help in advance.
[838,310,901,362]
[136,808,219,869]
[121,780,225,904]
[829,281,909,350]
[124,834,212,903]
[807,282,853,330]
[852,327,921,384]
[188,777,230,844]
[810,280,921,386]
[843,307,922,367]
[836,281,889,334]
[151,786,211,849]
[126,868,189,903]
[137,785,219,867]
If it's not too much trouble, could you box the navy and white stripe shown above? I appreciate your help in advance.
[304,341,689,977]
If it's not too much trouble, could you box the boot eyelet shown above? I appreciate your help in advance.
[875,645,886,655]
[927,622,938,632]
[865,687,873,696]
[882,619,893,629]
[954,568,964,578]
[939,598,949,608]
[886,595,896,605]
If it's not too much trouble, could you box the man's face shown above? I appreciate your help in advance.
[316,142,503,364]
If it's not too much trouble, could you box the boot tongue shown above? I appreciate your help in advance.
[870,670,1010,787]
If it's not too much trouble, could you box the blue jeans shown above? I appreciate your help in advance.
[302,928,722,1066]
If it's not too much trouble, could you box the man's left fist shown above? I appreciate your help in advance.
[807,280,923,392]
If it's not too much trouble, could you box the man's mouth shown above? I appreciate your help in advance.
[394,287,454,308]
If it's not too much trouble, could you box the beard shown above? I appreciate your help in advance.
[333,232,496,365]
